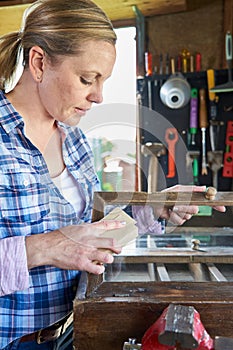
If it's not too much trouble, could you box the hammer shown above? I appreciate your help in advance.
[141,142,166,281]
[141,142,166,192]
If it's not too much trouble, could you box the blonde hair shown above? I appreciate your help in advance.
[0,0,116,90]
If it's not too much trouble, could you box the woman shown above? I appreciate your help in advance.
[0,0,225,349]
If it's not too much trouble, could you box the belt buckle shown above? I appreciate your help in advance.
[37,327,62,344]
[36,313,73,344]
[37,329,46,345]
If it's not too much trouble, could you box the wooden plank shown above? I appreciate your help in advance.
[93,192,233,218]
[92,0,187,21]
[0,0,188,23]
[83,281,233,300]
[156,263,170,281]
[188,263,209,281]
[0,0,33,6]
[206,263,228,281]
[115,247,233,264]
[86,252,233,296]
[147,235,156,281]
[147,263,156,281]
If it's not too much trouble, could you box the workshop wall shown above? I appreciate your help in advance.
[146,0,224,72]
[138,0,233,227]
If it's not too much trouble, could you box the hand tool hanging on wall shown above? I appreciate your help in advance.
[207,69,224,150]
[141,143,166,192]
[187,87,200,185]
[207,151,223,189]
[145,51,153,109]
[190,54,194,72]
[199,88,208,175]
[211,32,233,93]
[181,48,190,73]
[176,54,182,72]
[165,53,169,74]
[141,142,166,279]
[165,128,178,178]
[145,52,153,77]
[195,52,202,72]
[223,120,233,177]
[186,149,199,185]
[206,69,223,189]
[159,57,191,109]
[159,53,163,85]
[207,69,219,151]
[189,87,198,146]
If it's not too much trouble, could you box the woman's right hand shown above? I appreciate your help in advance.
[25,221,125,274]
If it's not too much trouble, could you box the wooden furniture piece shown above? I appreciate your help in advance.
[73,191,233,350]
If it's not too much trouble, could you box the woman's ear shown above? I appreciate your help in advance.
[28,46,45,83]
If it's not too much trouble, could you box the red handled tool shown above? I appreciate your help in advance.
[165,128,178,178]
[195,52,202,72]
[223,120,233,177]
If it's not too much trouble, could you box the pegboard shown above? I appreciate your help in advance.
[138,69,233,227]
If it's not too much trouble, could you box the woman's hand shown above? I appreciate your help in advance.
[26,220,125,275]
[155,185,226,225]
[132,185,226,232]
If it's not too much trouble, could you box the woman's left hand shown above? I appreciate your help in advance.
[155,185,226,226]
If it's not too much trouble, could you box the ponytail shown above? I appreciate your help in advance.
[0,32,22,90]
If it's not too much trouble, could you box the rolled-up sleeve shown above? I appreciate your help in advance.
[0,236,29,296]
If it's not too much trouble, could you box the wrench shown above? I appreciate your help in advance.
[165,128,178,178]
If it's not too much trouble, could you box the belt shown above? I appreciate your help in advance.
[20,312,73,344]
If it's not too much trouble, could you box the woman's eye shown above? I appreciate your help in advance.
[80,77,92,86]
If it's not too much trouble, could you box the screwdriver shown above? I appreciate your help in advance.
[199,88,208,175]
[189,88,198,146]
[207,69,219,151]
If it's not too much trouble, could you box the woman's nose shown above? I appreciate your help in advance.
[88,85,103,104]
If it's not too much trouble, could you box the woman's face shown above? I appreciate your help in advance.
[37,40,116,126]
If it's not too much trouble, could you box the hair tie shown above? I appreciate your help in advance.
[4,1,42,93]
[4,44,24,93]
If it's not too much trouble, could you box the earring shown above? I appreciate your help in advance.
[37,76,42,82]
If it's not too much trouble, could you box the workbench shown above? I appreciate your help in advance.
[73,191,233,349]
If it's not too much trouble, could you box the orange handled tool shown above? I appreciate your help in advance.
[165,128,178,178]
[199,89,208,129]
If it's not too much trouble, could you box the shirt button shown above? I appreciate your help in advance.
[23,179,29,187]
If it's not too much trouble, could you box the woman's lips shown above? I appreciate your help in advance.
[75,107,90,116]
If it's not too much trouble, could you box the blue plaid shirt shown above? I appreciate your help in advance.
[0,91,100,349]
